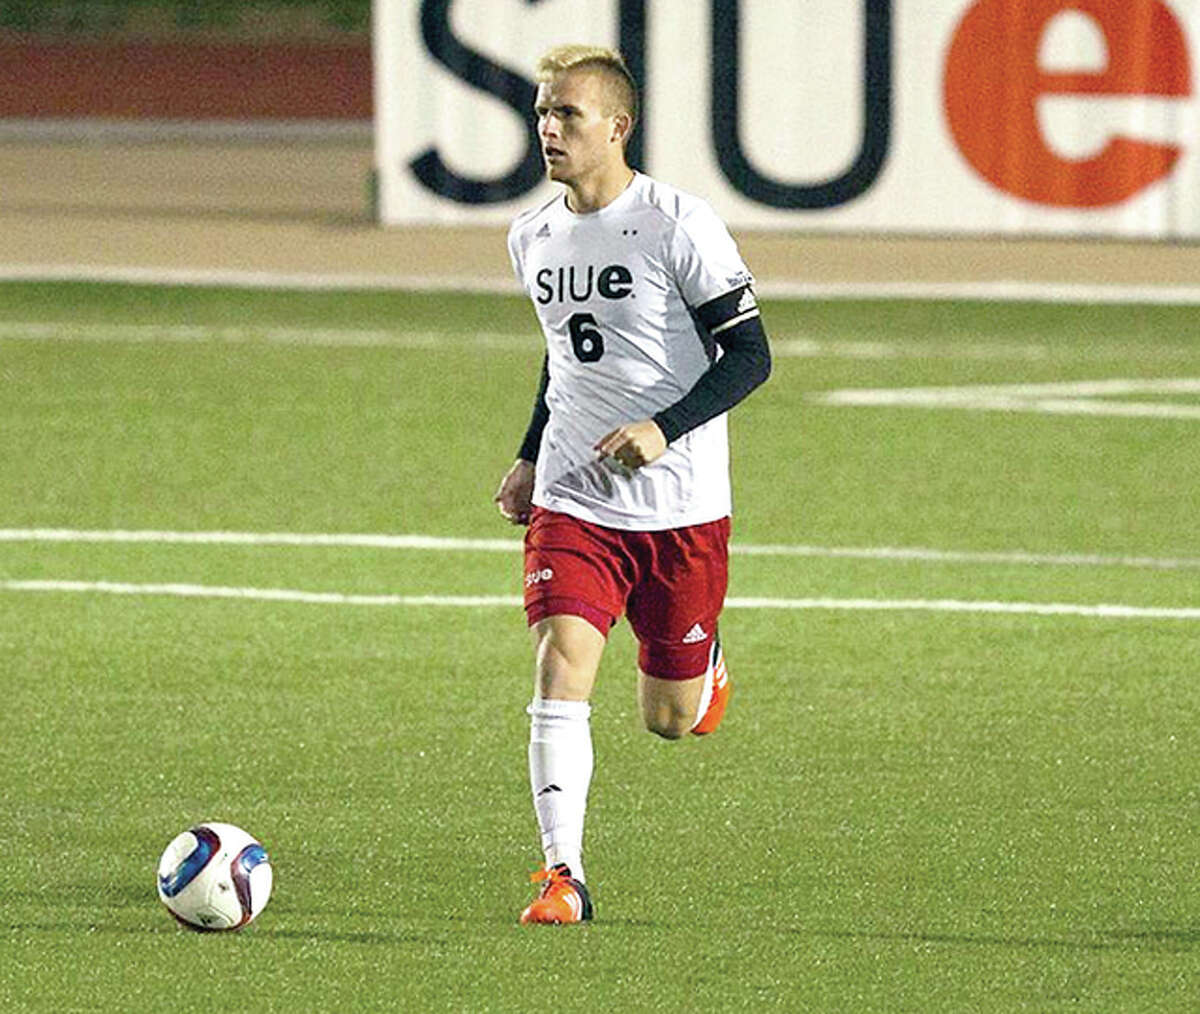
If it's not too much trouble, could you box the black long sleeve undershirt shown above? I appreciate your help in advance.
[517,356,551,463]
[652,307,771,444]
[515,287,771,461]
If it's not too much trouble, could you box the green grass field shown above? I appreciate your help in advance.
[2,281,1199,1012]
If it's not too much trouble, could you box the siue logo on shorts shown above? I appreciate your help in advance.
[525,567,554,588]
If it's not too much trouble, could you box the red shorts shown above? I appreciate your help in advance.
[523,507,731,681]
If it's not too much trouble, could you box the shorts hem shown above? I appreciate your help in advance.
[525,595,615,636]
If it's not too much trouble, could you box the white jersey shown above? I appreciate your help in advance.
[508,172,754,531]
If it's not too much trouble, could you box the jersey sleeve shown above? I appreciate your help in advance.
[506,224,526,286]
[667,201,755,309]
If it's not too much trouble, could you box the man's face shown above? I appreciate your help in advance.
[534,70,624,187]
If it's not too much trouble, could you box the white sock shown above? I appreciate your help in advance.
[527,696,593,882]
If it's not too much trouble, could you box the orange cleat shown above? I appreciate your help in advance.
[691,638,730,736]
[519,864,594,925]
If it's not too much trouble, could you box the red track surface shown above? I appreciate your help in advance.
[0,40,372,118]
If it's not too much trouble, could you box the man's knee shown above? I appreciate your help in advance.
[638,672,703,740]
[642,707,691,740]
[531,614,606,699]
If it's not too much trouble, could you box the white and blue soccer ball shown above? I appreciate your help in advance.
[156,822,273,931]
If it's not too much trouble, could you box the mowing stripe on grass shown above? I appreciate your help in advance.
[6,263,1200,305]
[2,528,1199,572]
[2,322,1198,365]
[0,320,536,349]
[3,579,1199,620]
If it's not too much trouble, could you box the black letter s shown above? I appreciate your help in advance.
[409,0,544,204]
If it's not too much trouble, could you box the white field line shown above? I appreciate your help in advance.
[7,263,1200,305]
[3,528,1200,571]
[820,379,1200,400]
[2,579,1198,620]
[726,597,1200,620]
[0,580,520,609]
[0,529,524,552]
[815,378,1200,421]
[730,542,1200,571]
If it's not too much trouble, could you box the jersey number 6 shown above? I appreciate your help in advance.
[568,312,605,363]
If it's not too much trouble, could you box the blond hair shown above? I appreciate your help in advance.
[535,44,638,124]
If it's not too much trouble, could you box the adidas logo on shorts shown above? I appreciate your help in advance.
[682,623,709,644]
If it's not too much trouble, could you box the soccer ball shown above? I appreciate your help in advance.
[156,822,273,931]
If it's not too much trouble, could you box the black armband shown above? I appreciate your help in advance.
[652,287,771,444]
[517,355,551,463]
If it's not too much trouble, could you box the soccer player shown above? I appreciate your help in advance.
[494,44,771,925]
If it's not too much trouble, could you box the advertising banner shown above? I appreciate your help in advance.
[373,0,1200,238]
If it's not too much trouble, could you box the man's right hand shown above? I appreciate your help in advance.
[493,459,536,525]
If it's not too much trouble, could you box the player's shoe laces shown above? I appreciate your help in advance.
[519,863,594,925]
[691,638,730,736]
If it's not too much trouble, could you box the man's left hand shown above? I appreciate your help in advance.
[594,420,667,470]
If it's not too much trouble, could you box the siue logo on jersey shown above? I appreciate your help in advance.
[535,264,634,305]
